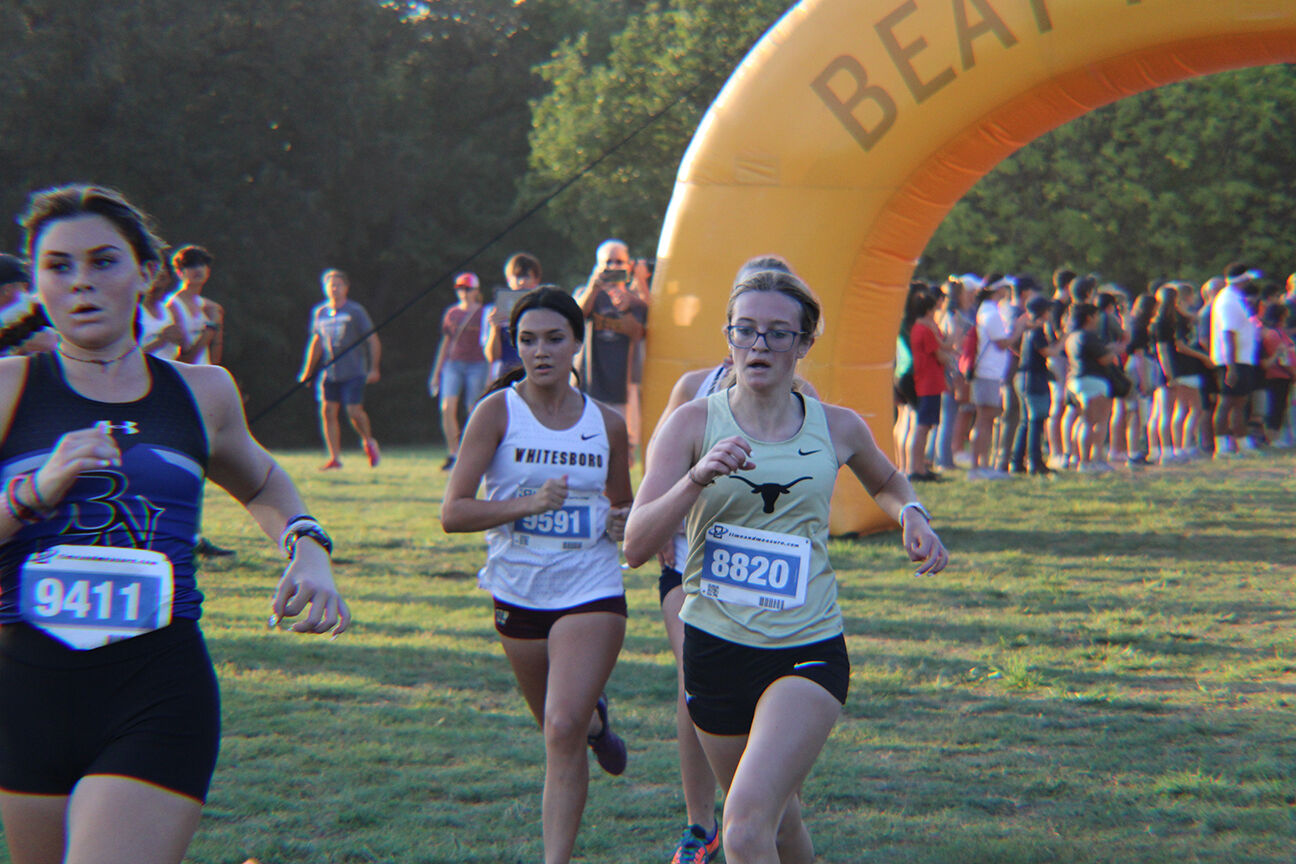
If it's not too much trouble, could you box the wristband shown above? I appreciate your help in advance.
[279,516,333,559]
[898,502,931,530]
[687,467,713,487]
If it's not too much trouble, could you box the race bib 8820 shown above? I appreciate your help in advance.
[699,522,810,611]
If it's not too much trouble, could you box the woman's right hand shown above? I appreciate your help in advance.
[530,475,569,514]
[33,424,123,507]
[690,435,755,486]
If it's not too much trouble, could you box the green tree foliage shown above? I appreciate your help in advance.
[0,0,597,444]
[2,0,1292,448]
[920,65,1296,291]
[526,0,791,273]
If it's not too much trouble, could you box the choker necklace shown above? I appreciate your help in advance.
[56,342,139,368]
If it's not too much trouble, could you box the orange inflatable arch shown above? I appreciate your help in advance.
[646,0,1296,533]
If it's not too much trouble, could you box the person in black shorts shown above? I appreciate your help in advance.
[625,266,946,864]
[0,184,350,864]
[441,288,633,864]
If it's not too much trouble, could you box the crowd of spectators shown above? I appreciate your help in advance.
[895,265,1296,480]
[434,241,653,464]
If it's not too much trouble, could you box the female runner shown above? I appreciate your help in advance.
[441,287,632,864]
[624,267,947,864]
[0,184,349,864]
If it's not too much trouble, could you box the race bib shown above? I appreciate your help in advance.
[512,489,598,551]
[20,545,174,650]
[699,522,810,611]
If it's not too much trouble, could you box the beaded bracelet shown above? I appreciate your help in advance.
[4,476,41,525]
[21,473,53,512]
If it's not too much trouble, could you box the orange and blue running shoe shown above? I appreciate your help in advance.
[670,823,720,864]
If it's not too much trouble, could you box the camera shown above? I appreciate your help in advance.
[602,268,629,283]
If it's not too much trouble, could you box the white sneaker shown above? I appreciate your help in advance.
[952,451,972,468]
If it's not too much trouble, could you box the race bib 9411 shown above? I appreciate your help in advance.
[512,489,598,551]
[20,545,174,650]
[700,522,810,611]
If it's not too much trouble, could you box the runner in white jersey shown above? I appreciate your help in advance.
[626,266,946,864]
[137,267,183,360]
[165,245,223,366]
[442,287,633,864]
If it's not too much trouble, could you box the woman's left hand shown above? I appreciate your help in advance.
[271,543,351,635]
[903,518,948,576]
[606,505,629,543]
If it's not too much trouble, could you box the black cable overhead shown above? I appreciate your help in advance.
[249,44,750,428]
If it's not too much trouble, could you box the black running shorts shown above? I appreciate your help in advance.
[493,595,628,640]
[682,624,849,736]
[0,620,220,802]
[658,566,683,606]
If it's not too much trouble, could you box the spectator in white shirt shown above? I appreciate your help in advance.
[1210,263,1262,454]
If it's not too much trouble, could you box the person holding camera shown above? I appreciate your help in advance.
[574,240,647,425]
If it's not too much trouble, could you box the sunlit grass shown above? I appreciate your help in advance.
[4,447,1295,862]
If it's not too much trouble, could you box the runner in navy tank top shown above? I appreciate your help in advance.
[0,184,350,864]
[627,267,947,864]
[442,287,633,864]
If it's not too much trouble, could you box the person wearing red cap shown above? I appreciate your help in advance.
[430,272,489,470]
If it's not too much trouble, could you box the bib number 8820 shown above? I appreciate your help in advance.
[708,548,790,589]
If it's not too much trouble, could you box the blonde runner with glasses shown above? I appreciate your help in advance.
[626,266,946,864]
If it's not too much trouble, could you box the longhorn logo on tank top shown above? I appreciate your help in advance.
[725,474,812,514]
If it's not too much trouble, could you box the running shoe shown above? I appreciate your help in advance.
[441,455,456,471]
[319,459,343,471]
[587,694,627,776]
[670,823,720,864]
[195,537,236,557]
[363,438,381,468]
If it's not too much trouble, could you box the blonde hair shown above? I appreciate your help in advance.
[726,268,824,340]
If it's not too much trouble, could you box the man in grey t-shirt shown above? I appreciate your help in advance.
[299,269,382,470]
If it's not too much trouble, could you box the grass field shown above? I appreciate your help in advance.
[5,447,1295,863]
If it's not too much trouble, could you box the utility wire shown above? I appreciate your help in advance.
[249,46,747,428]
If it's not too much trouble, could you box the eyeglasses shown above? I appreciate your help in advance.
[724,325,804,352]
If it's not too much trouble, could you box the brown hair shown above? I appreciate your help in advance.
[22,184,164,266]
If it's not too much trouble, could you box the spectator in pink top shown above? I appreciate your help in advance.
[431,272,489,470]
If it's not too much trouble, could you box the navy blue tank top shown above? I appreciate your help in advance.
[0,354,209,623]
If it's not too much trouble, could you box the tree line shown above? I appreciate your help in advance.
[1,1,1291,445]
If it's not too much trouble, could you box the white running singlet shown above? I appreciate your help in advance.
[478,387,623,609]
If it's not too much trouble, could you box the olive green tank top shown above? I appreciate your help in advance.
[680,389,841,647]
